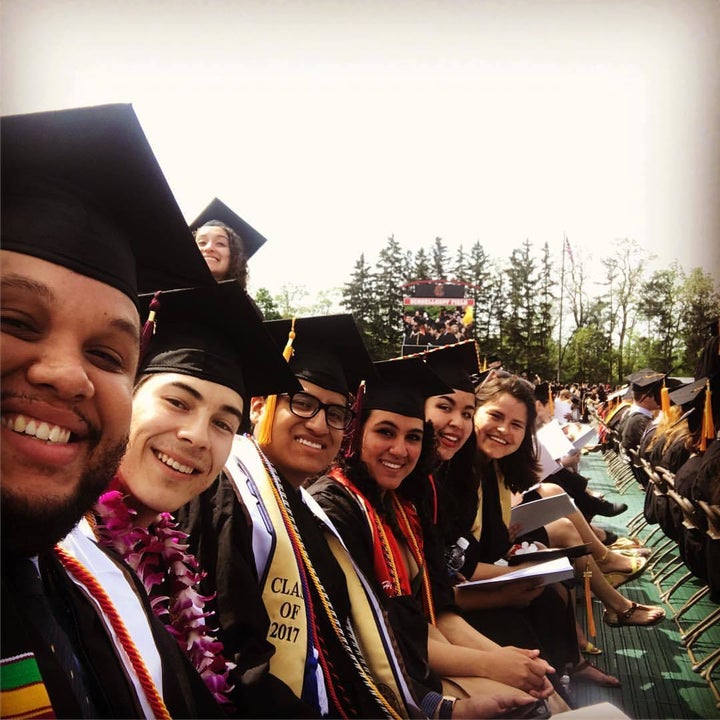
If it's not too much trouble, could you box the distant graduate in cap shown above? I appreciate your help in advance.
[190,197,268,285]
[669,374,719,451]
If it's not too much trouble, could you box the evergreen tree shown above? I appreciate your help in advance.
[431,236,449,279]
[366,235,407,358]
[412,247,432,280]
[341,253,375,337]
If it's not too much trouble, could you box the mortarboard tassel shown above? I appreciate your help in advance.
[481,356,488,372]
[700,380,715,452]
[139,291,162,360]
[548,385,555,416]
[660,380,671,416]
[256,319,296,447]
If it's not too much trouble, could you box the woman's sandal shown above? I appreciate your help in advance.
[603,601,665,628]
[568,659,621,687]
[602,555,648,588]
[581,641,603,656]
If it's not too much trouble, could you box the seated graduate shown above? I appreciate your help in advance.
[178,315,421,719]
[82,280,300,714]
[1,103,223,718]
[309,355,540,719]
[190,197,267,286]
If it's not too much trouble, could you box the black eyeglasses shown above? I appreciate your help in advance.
[281,391,354,430]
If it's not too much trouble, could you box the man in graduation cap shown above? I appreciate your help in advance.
[178,315,422,719]
[1,103,221,718]
[76,280,302,716]
[620,368,666,454]
[190,197,268,286]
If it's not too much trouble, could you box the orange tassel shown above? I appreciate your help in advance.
[700,380,715,452]
[661,381,670,416]
[548,386,555,416]
[256,319,296,446]
[584,559,596,639]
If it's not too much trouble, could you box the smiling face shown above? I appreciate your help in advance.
[195,225,231,281]
[251,379,346,489]
[360,410,424,492]
[118,373,243,526]
[1,250,140,556]
[425,389,476,461]
[473,391,529,461]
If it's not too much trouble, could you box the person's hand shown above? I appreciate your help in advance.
[452,692,536,718]
[498,578,544,608]
[482,646,554,696]
[507,522,523,542]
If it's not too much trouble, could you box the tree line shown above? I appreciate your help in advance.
[254,235,720,384]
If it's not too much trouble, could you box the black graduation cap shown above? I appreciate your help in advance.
[418,340,480,394]
[190,197,268,259]
[363,356,452,420]
[138,281,301,399]
[1,104,214,307]
[668,374,720,436]
[262,314,376,396]
[625,368,665,391]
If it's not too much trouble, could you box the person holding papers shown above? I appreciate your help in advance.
[309,355,546,719]
[430,370,663,693]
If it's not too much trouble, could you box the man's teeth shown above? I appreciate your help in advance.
[155,451,194,475]
[296,437,322,450]
[2,414,71,444]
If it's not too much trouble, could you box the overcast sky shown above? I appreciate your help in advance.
[2,0,719,297]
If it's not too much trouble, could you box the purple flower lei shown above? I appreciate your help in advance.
[94,486,235,709]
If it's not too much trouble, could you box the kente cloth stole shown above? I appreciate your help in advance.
[329,469,436,623]
[470,461,512,541]
[0,653,55,719]
[225,434,313,703]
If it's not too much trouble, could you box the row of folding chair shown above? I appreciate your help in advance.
[597,430,720,710]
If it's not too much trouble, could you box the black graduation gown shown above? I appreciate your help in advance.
[1,548,225,719]
[437,466,578,676]
[309,476,443,700]
[176,474,319,719]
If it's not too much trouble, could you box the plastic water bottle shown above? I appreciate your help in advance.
[446,537,470,577]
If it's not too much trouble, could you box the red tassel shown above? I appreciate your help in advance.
[139,291,162,360]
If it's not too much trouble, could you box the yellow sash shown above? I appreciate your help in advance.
[225,435,309,698]
[470,460,512,540]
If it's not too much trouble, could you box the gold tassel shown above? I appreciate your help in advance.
[256,319,297,447]
[584,559,596,639]
[548,385,555,416]
[661,380,670,416]
[481,356,488,371]
[700,379,715,452]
